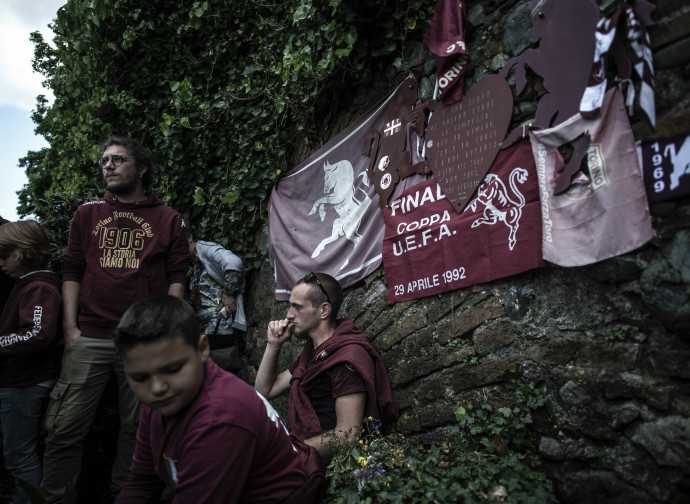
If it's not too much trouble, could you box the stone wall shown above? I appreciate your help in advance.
[240,1,690,503]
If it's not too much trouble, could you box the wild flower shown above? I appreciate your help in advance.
[352,452,385,491]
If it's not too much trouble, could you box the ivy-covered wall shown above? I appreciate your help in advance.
[242,1,690,503]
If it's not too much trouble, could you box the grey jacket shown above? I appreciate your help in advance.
[196,240,247,331]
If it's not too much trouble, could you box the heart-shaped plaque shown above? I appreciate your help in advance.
[425,74,513,213]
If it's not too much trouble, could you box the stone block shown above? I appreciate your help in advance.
[576,342,641,372]
[448,356,520,392]
[645,348,690,379]
[474,321,515,356]
[539,436,566,461]
[603,375,672,411]
[631,416,690,468]
[555,469,656,504]
[442,297,506,344]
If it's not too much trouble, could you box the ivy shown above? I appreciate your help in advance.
[19,0,433,269]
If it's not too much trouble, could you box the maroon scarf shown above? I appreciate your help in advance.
[287,319,398,440]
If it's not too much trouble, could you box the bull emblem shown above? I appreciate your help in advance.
[464,167,529,251]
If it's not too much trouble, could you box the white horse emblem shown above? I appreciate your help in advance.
[464,167,529,251]
[310,160,372,269]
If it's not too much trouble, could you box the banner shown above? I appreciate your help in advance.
[269,81,420,300]
[382,139,544,304]
[531,86,654,267]
[637,132,690,203]
[424,0,470,105]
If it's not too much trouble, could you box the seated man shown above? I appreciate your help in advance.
[255,272,398,459]
[113,295,323,504]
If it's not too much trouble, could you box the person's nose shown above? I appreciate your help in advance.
[286,307,295,320]
[150,376,168,396]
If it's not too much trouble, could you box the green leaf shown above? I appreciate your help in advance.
[193,186,205,205]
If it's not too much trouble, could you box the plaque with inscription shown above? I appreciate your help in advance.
[425,74,513,213]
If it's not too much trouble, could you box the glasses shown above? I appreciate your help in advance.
[303,272,331,305]
[96,155,127,168]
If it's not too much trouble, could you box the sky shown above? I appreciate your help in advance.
[0,0,65,221]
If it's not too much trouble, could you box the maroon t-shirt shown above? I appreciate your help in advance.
[117,359,308,504]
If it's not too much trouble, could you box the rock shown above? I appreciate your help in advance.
[501,2,532,56]
[539,436,566,461]
[631,416,690,467]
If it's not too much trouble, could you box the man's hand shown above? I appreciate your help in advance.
[63,325,82,349]
[266,319,294,348]
[221,292,237,314]
[256,319,294,399]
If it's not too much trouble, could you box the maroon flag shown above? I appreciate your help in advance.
[382,139,543,304]
[424,0,471,105]
[268,81,420,300]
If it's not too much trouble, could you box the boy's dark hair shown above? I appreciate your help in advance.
[113,295,199,353]
[99,135,155,189]
[0,219,52,271]
[295,272,343,321]
[182,218,196,242]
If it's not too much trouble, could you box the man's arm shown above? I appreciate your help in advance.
[255,319,293,399]
[167,282,185,299]
[305,392,366,459]
[62,280,82,349]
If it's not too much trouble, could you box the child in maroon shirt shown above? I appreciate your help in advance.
[0,220,62,504]
[113,295,324,504]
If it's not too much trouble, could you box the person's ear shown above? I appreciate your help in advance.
[137,164,149,179]
[198,334,210,361]
[320,302,332,320]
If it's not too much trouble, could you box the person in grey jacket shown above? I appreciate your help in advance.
[186,222,246,371]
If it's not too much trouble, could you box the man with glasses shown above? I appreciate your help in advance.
[41,136,190,503]
[255,272,397,460]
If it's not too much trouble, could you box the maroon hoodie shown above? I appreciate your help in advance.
[62,192,189,339]
[0,270,62,387]
[287,319,398,440]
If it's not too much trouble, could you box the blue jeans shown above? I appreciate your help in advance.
[0,383,53,504]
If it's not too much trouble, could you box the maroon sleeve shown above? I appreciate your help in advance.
[0,282,60,355]
[62,209,86,283]
[165,213,190,287]
[328,363,367,398]
[116,410,165,504]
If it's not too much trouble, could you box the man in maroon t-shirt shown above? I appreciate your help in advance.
[41,136,190,502]
[256,272,397,460]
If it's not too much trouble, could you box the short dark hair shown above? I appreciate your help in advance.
[99,135,155,189]
[113,295,199,353]
[0,220,52,271]
[295,272,343,321]
[182,218,196,242]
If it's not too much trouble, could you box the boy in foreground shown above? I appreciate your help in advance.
[113,295,324,504]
